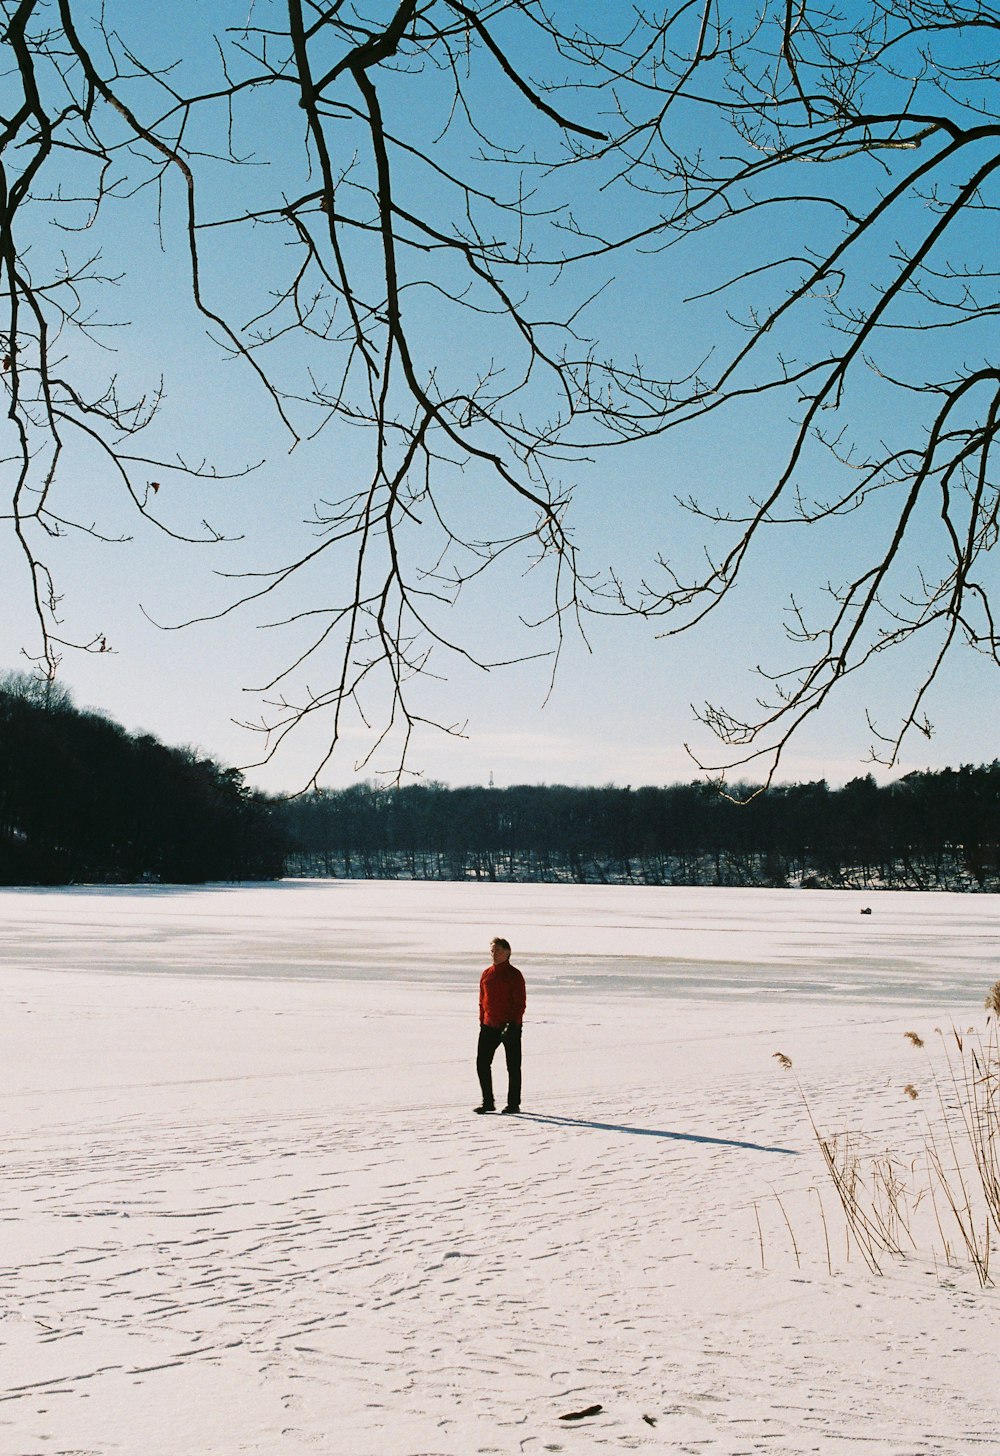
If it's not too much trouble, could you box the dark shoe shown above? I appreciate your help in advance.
[474,1104,495,1115]
[500,1105,520,1115]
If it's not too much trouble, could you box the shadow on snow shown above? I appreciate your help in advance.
[518,1112,798,1156]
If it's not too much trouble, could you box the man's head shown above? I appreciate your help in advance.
[490,937,511,965]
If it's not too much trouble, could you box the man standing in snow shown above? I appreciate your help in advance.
[474,937,526,1115]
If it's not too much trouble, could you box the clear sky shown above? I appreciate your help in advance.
[2,2,997,795]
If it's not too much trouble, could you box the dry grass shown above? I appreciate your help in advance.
[776,992,1000,1287]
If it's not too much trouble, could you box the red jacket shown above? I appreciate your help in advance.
[479,962,526,1027]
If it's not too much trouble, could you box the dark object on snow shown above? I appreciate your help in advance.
[642,1414,657,1426]
[860,906,872,914]
[559,1405,603,1421]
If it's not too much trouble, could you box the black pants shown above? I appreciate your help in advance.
[476,1023,522,1109]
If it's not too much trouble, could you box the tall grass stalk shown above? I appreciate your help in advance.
[776,984,1000,1286]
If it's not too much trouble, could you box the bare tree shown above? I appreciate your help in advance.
[1,1,998,785]
[597,0,1000,785]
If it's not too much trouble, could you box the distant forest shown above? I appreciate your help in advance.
[0,674,285,884]
[284,772,1000,892]
[2,671,999,889]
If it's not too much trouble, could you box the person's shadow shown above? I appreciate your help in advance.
[517,1113,798,1156]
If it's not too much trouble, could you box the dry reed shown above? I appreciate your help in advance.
[774,994,1000,1286]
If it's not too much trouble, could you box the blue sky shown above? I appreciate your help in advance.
[2,1,997,794]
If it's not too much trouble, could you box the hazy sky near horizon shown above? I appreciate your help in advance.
[2,2,997,795]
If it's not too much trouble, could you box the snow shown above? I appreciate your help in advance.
[2,881,999,1454]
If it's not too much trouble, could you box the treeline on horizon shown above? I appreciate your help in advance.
[2,669,999,889]
[284,771,1000,891]
[0,673,285,884]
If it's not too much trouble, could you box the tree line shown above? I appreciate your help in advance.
[2,665,997,889]
[283,772,1000,892]
[0,674,285,884]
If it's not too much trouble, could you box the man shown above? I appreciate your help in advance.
[474,936,526,1115]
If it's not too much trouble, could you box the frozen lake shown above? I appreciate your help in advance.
[3,880,1000,1454]
[2,878,997,1002]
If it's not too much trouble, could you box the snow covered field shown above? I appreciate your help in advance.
[2,881,999,1455]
